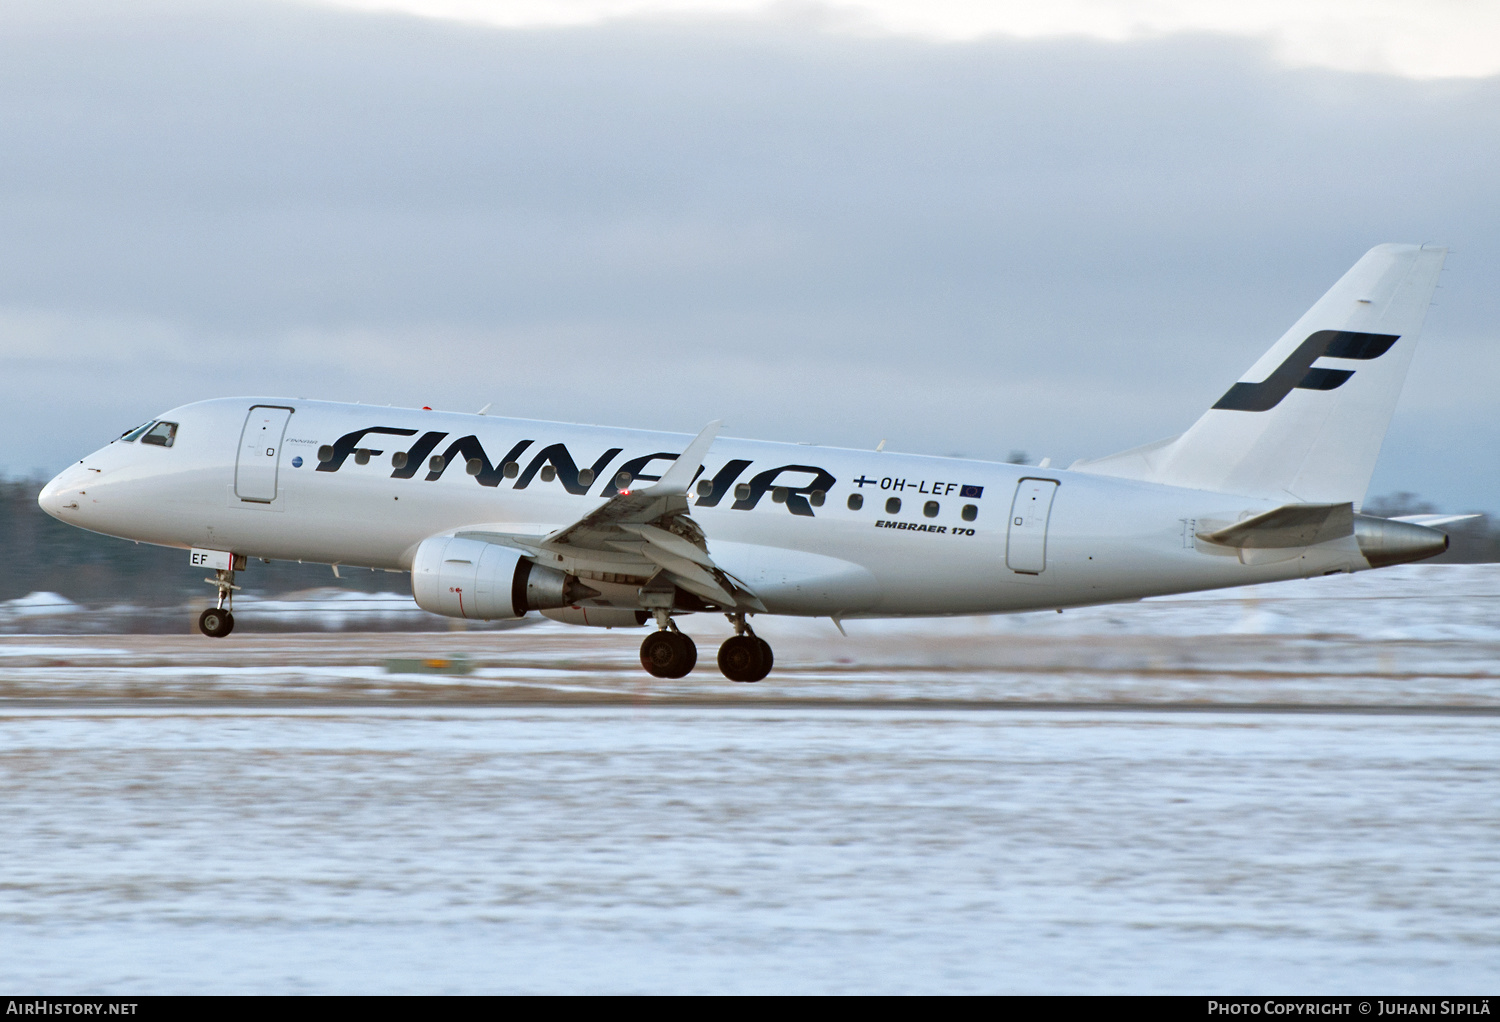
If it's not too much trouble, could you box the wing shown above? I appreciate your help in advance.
[459,420,765,612]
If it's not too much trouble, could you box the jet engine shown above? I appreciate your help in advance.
[411,535,599,620]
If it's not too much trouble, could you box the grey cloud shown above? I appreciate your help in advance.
[1,0,1496,508]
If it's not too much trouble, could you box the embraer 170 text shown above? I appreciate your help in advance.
[41,245,1464,682]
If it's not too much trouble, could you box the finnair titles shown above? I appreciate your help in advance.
[41,245,1462,682]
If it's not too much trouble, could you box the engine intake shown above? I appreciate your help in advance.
[411,536,598,619]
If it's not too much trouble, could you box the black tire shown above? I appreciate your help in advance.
[670,632,697,678]
[641,630,696,679]
[718,635,766,683]
[198,607,234,638]
[755,637,773,678]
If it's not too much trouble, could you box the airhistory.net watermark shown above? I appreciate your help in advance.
[6,1003,138,1016]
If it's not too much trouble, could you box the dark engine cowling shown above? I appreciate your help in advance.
[411,536,598,620]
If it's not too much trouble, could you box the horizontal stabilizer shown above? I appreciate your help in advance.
[1391,513,1480,528]
[1196,502,1354,549]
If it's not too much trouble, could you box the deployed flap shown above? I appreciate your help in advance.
[1196,501,1354,549]
[618,523,718,568]
[532,420,763,611]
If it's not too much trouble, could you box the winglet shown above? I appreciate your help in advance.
[640,420,722,496]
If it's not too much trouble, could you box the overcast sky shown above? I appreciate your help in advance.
[2,0,1496,510]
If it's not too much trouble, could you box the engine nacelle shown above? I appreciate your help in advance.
[1353,515,1449,568]
[541,607,650,629]
[411,536,598,620]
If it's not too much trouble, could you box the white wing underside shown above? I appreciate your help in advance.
[457,420,766,612]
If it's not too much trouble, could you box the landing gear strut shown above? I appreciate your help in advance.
[198,565,240,638]
[640,616,697,679]
[718,614,772,683]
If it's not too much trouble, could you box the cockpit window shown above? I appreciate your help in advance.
[118,421,154,443]
[140,421,178,447]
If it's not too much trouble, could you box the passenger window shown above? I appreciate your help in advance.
[924,500,939,518]
[118,421,154,443]
[140,421,178,447]
[962,504,978,522]
[809,489,825,507]
[885,497,901,515]
[847,493,863,511]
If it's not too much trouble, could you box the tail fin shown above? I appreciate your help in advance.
[1072,244,1446,505]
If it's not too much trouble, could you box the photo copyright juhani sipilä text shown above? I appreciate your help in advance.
[1208,1003,1490,1017]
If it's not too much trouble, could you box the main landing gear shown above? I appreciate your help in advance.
[640,623,697,679]
[197,565,241,638]
[718,613,772,683]
[637,611,774,683]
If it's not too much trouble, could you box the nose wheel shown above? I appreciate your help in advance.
[198,607,235,638]
[197,563,242,639]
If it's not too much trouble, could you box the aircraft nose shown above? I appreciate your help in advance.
[38,468,82,520]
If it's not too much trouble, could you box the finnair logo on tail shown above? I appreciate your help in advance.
[1212,330,1399,412]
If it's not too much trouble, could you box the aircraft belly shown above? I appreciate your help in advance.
[706,540,880,615]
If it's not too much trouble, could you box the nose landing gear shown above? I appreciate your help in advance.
[197,565,241,638]
[718,614,772,683]
[198,606,234,638]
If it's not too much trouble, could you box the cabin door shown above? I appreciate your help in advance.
[1005,478,1059,574]
[234,405,294,503]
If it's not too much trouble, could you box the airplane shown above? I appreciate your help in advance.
[39,243,1465,682]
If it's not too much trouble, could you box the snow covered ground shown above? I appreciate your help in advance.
[0,564,1496,992]
[1,706,1496,993]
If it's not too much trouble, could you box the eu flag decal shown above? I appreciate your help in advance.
[960,484,983,499]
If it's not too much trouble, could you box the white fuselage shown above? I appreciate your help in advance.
[39,397,1371,618]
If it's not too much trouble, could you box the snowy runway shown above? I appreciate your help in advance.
[2,706,1497,993]
[1,565,1497,992]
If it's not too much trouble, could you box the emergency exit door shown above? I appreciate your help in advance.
[1006,478,1059,574]
[235,405,294,503]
